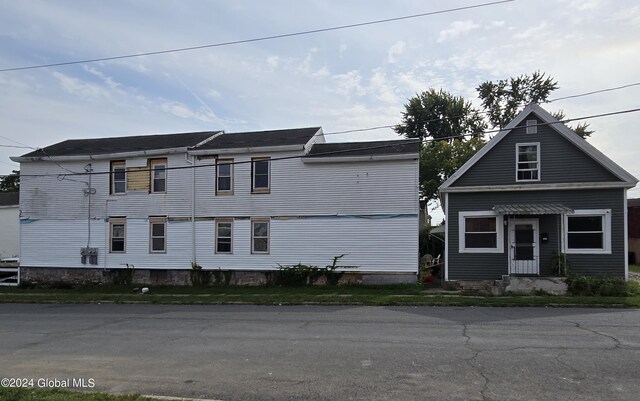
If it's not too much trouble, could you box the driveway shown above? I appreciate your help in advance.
[0,304,639,401]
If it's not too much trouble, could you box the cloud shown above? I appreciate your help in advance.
[437,20,481,43]
[387,41,406,63]
[513,21,549,40]
[52,72,112,100]
[267,56,279,69]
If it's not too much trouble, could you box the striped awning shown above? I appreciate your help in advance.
[492,203,573,215]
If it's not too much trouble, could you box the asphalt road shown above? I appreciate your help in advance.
[1,304,639,401]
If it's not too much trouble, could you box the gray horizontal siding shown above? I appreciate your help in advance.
[453,112,620,187]
[447,188,625,280]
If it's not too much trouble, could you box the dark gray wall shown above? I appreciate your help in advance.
[447,188,625,280]
[453,112,620,187]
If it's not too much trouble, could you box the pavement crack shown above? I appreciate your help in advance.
[554,351,586,383]
[462,323,490,401]
[568,320,622,349]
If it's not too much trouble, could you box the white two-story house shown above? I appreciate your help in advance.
[12,127,419,284]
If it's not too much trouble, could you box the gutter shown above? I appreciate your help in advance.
[302,153,418,164]
[11,147,195,163]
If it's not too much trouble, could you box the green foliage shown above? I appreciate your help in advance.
[419,136,486,201]
[419,226,444,258]
[550,252,571,276]
[477,71,558,128]
[0,169,19,192]
[551,110,593,138]
[395,88,487,141]
[190,263,211,287]
[112,264,134,286]
[275,255,358,286]
[565,275,639,297]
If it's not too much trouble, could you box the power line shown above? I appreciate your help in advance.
[0,0,514,73]
[0,144,33,149]
[546,82,640,103]
[14,106,640,179]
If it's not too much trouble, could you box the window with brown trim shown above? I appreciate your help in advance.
[109,217,126,253]
[110,160,126,194]
[216,159,233,195]
[215,219,233,254]
[251,157,270,193]
[149,217,167,253]
[251,219,270,254]
[150,158,167,193]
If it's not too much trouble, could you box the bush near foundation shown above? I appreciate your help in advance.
[565,275,640,297]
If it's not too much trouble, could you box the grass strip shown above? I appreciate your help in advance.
[0,387,167,401]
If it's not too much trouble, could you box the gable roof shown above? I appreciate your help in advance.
[439,103,638,191]
[0,192,19,207]
[19,131,218,158]
[305,139,419,158]
[195,127,321,151]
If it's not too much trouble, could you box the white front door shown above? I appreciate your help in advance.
[508,218,540,275]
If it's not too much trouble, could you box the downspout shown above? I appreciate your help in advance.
[185,153,196,265]
[444,192,449,282]
[624,189,629,280]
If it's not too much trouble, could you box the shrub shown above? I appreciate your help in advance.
[190,263,211,287]
[565,275,638,297]
[112,264,135,286]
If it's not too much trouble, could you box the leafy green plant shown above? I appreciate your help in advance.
[112,264,135,286]
[550,252,570,276]
[190,263,211,287]
[275,255,358,286]
[324,254,358,285]
[565,275,639,297]
[212,268,233,286]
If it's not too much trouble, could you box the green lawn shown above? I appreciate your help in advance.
[1,284,639,307]
[630,264,640,273]
[0,388,163,401]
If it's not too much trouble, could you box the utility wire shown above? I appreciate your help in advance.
[546,82,640,103]
[0,0,514,73]
[14,106,640,179]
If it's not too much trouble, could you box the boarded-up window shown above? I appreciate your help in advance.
[110,217,126,253]
[251,219,269,254]
[149,217,167,253]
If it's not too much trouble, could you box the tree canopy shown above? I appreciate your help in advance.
[0,170,19,192]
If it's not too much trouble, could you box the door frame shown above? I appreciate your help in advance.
[508,218,540,275]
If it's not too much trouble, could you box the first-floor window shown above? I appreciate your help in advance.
[110,217,126,253]
[459,212,504,253]
[252,219,270,254]
[565,210,611,254]
[149,217,167,253]
[216,220,233,254]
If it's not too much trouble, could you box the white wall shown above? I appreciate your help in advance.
[19,149,419,272]
[0,206,19,258]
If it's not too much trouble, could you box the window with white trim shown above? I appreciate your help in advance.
[251,219,270,254]
[110,217,126,253]
[252,157,270,193]
[459,211,504,253]
[564,209,611,254]
[516,143,540,181]
[215,220,233,254]
[150,158,167,193]
[149,217,167,253]
[110,160,126,194]
[216,159,233,195]
[526,119,538,134]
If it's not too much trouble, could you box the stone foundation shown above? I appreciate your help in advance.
[447,277,568,295]
[19,267,415,286]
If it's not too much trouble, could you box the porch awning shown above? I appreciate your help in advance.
[492,203,573,215]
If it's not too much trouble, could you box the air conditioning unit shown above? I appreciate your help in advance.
[81,247,99,265]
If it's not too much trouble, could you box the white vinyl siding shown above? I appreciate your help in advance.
[459,211,504,253]
[564,209,611,254]
[516,143,540,182]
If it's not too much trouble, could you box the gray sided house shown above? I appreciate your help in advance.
[439,104,638,282]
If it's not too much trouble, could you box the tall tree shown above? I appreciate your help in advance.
[395,89,487,202]
[395,88,487,141]
[477,71,558,128]
[0,170,19,192]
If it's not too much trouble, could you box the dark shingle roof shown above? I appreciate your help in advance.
[20,131,219,157]
[306,139,419,158]
[197,127,321,150]
[0,192,19,206]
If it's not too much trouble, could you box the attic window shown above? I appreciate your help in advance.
[526,120,538,134]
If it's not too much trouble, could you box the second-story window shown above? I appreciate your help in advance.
[110,160,126,194]
[252,157,270,193]
[150,158,167,193]
[516,143,540,181]
[216,159,233,195]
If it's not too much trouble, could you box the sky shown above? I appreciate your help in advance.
[1,0,639,216]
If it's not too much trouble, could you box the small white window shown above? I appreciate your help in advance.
[111,160,126,194]
[216,220,233,254]
[526,119,538,134]
[516,143,540,181]
[564,210,611,254]
[251,219,270,254]
[252,158,270,193]
[459,211,504,253]
[149,217,167,253]
[216,159,233,195]
[150,159,167,193]
[110,217,126,253]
